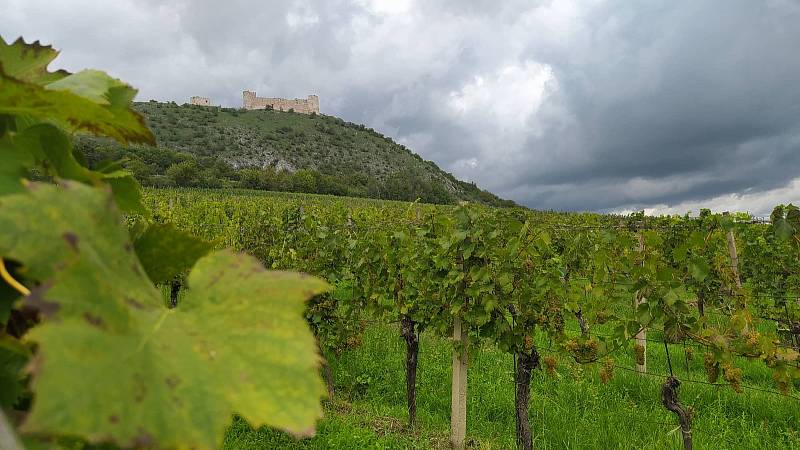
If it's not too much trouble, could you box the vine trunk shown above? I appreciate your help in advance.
[514,347,540,450]
[661,376,692,450]
[401,314,419,428]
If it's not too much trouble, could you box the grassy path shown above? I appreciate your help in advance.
[224,325,800,449]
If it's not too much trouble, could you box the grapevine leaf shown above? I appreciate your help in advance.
[626,320,640,338]
[671,244,688,263]
[688,258,710,282]
[0,296,13,326]
[46,69,133,106]
[103,171,150,217]
[635,302,651,326]
[0,261,24,326]
[133,223,214,284]
[16,123,94,182]
[773,217,792,240]
[0,335,30,408]
[786,204,800,228]
[0,74,154,144]
[771,205,794,240]
[0,134,33,195]
[720,215,734,231]
[0,41,153,144]
[664,289,679,306]
[0,182,329,448]
[689,231,705,248]
[5,123,149,215]
[770,205,784,225]
[0,37,68,85]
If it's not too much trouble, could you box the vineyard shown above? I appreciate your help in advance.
[146,188,800,449]
[1,37,800,449]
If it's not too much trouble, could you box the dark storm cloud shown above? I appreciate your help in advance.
[497,0,800,211]
[2,0,799,213]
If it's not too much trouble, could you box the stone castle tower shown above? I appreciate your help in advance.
[242,91,320,114]
[189,96,210,106]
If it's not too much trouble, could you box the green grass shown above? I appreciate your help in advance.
[221,324,800,449]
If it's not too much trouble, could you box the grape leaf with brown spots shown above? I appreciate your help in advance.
[0,182,329,449]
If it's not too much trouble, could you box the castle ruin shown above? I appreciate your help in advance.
[242,91,319,114]
[189,96,211,106]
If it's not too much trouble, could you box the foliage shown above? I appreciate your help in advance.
[0,39,151,144]
[131,222,214,284]
[151,186,800,447]
[0,37,329,448]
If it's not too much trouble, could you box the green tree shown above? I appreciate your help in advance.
[165,159,200,186]
[239,168,263,189]
[292,169,317,193]
[125,158,154,185]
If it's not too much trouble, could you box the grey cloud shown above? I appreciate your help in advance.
[497,0,800,211]
[2,0,799,214]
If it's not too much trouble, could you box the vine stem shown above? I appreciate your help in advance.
[664,340,674,377]
[0,258,30,296]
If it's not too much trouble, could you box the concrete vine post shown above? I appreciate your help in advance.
[0,408,24,450]
[451,317,468,449]
[723,212,743,290]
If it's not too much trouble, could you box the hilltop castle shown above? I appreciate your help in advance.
[189,96,210,106]
[242,91,319,114]
[188,92,320,114]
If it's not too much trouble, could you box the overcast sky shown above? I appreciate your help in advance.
[3,0,799,215]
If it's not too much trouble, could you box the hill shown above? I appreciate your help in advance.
[75,101,516,207]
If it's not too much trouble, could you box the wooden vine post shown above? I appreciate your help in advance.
[451,317,468,449]
[635,231,647,374]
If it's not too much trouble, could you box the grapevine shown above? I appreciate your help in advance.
[148,187,800,449]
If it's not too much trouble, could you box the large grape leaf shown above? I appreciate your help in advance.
[0,38,152,211]
[0,37,68,85]
[0,38,153,145]
[0,182,329,449]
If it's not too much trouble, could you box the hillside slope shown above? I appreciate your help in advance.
[75,101,515,206]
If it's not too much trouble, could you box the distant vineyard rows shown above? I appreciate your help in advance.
[149,188,800,450]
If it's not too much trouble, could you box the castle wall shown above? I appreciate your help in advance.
[190,96,211,106]
[242,91,320,114]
